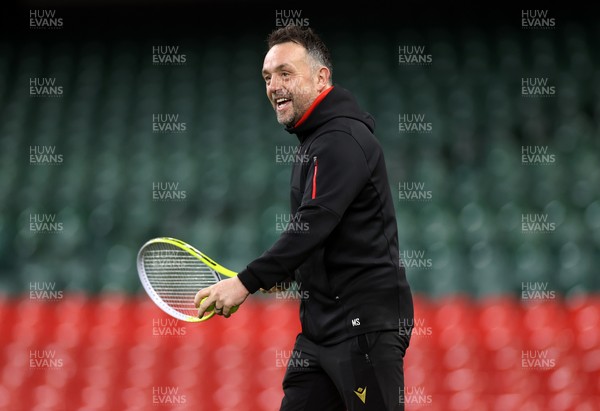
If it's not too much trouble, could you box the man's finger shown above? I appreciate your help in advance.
[194,287,211,308]
[222,304,240,318]
[221,305,232,317]
[197,295,216,318]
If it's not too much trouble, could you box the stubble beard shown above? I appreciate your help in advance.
[276,93,313,128]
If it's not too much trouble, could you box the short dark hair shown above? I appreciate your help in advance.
[267,25,333,81]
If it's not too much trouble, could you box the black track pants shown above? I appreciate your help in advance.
[279,330,410,411]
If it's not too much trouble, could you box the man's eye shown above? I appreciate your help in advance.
[282,72,289,77]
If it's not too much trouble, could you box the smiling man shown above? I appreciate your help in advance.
[263,35,328,127]
[195,25,414,410]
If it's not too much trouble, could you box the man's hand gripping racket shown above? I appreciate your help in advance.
[137,237,248,322]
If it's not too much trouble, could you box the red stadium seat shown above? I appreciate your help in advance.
[2,294,600,410]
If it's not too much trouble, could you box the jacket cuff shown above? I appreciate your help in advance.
[237,267,262,294]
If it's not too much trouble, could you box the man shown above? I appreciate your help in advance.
[195,25,414,410]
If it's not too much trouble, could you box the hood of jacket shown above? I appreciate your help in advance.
[285,85,376,142]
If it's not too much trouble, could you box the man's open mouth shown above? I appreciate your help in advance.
[275,97,292,110]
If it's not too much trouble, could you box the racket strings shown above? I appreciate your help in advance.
[141,245,219,317]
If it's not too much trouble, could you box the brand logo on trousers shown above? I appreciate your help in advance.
[354,386,367,404]
[351,318,360,327]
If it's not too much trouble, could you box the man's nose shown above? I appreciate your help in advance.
[267,76,283,95]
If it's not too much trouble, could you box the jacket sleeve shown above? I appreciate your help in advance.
[237,131,372,293]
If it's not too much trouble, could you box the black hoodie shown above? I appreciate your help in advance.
[238,85,414,345]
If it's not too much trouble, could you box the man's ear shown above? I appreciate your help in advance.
[316,66,331,92]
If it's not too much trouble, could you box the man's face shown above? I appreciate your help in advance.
[262,42,321,127]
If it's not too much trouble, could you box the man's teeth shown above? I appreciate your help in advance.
[276,98,290,104]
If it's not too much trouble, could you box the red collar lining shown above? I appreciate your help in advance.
[293,86,334,128]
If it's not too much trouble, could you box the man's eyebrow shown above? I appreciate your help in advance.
[262,63,295,75]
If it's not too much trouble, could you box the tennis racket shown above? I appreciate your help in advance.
[137,237,238,322]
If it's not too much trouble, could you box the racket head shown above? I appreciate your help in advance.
[137,237,233,322]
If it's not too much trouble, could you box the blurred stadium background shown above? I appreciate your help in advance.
[1,2,599,410]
